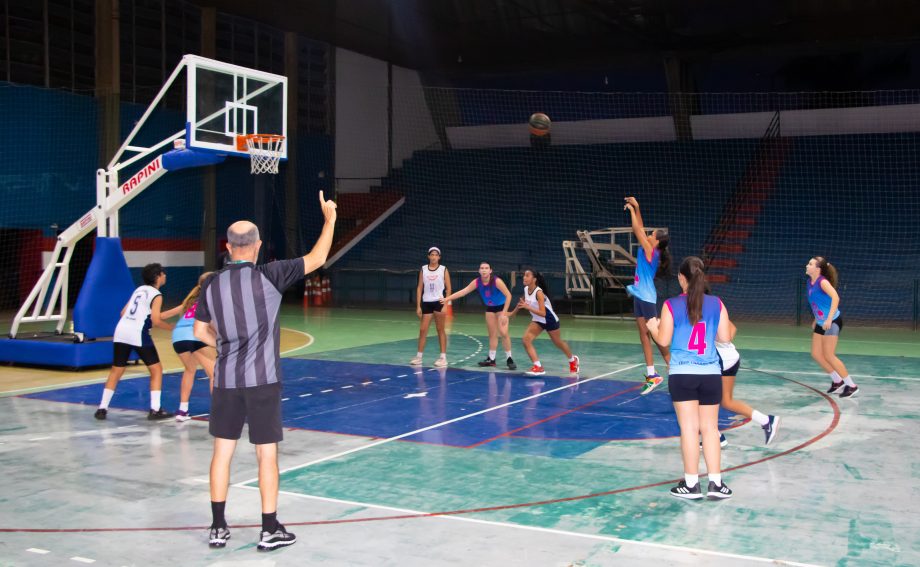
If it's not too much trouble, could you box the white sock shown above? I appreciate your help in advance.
[416,352,423,358]
[150,390,161,411]
[830,371,842,384]
[647,365,656,376]
[179,402,189,413]
[505,351,513,359]
[751,410,769,426]
[488,350,496,360]
[843,375,856,387]
[99,388,115,410]
[684,473,699,488]
[533,360,542,367]
[709,473,722,486]
[569,356,577,363]
[439,353,446,359]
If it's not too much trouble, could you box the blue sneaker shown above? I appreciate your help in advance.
[763,415,779,445]
[700,433,727,449]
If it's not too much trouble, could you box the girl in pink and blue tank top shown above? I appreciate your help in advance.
[805,256,858,398]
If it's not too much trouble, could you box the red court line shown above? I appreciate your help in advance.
[465,383,644,448]
[0,372,840,534]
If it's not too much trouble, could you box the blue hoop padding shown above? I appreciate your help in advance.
[162,147,227,171]
[72,237,135,339]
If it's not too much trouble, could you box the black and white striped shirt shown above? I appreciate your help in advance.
[196,259,304,389]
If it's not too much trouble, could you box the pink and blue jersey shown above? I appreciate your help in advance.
[171,302,199,343]
[627,248,659,304]
[807,276,839,325]
[665,294,722,375]
[476,277,506,307]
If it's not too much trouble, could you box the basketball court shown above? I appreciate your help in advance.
[1,308,917,565]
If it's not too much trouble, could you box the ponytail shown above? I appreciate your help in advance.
[523,268,551,301]
[655,230,671,278]
[815,257,838,289]
[679,256,708,325]
[182,271,214,312]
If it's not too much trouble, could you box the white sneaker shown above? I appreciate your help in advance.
[410,356,423,365]
[433,357,448,368]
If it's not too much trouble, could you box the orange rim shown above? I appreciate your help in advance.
[236,134,284,151]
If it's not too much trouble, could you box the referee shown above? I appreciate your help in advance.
[195,191,337,551]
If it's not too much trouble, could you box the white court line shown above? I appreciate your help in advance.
[380,378,390,382]
[1,328,314,396]
[753,368,920,382]
[26,548,50,554]
[321,389,334,394]
[397,374,408,378]
[70,557,95,564]
[235,363,641,486]
[341,385,354,389]
[244,489,820,567]
[299,393,311,398]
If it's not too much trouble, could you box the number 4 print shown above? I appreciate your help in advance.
[688,322,707,355]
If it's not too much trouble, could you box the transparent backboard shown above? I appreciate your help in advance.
[186,55,287,158]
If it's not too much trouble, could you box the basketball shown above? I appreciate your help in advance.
[529,112,551,136]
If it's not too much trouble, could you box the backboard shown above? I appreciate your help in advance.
[185,55,287,159]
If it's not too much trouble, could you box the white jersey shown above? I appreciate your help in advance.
[420,265,446,302]
[113,285,161,347]
[716,340,740,372]
[524,285,557,324]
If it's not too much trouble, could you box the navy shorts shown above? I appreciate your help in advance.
[421,301,444,314]
[173,340,208,355]
[633,298,658,320]
[813,316,844,336]
[535,315,560,332]
[209,382,283,444]
[112,342,159,367]
[485,304,506,313]
[668,373,722,405]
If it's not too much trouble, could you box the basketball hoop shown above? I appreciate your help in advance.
[238,134,285,175]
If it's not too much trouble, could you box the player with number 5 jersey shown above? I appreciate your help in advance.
[646,256,733,501]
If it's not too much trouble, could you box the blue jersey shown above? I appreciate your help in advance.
[666,294,722,375]
[171,302,199,343]
[476,277,506,307]
[807,276,840,325]
[627,248,659,303]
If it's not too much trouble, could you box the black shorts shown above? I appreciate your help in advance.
[420,301,444,314]
[633,298,658,320]
[721,358,741,377]
[209,382,283,444]
[173,340,208,355]
[813,316,844,336]
[112,342,160,367]
[668,373,722,405]
[485,304,506,313]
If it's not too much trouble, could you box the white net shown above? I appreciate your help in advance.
[244,134,285,175]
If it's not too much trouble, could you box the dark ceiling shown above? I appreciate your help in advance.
[190,0,920,71]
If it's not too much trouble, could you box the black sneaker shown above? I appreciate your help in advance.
[669,480,703,500]
[840,385,859,398]
[257,523,296,551]
[706,480,733,500]
[147,408,173,420]
[506,357,517,370]
[209,525,230,548]
[827,381,845,394]
[94,408,107,420]
[478,357,496,367]
[763,415,779,445]
[699,433,727,449]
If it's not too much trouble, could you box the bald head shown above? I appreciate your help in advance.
[228,221,260,247]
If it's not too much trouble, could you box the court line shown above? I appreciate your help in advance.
[266,489,821,567]
[1,329,313,396]
[233,363,643,486]
[752,368,920,382]
[466,384,643,448]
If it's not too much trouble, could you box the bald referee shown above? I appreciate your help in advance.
[194,191,337,551]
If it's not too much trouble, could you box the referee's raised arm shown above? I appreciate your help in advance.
[302,190,338,274]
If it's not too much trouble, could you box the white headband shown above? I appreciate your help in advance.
[428,247,441,254]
